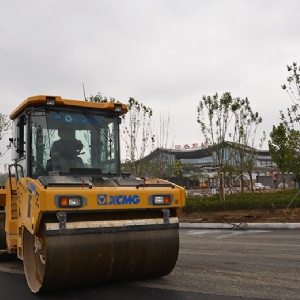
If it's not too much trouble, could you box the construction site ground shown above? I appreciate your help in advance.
[179,208,300,223]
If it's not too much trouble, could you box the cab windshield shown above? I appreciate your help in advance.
[30,107,120,178]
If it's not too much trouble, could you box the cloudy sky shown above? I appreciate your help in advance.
[0,0,300,169]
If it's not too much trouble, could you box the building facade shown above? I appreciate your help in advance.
[144,142,278,188]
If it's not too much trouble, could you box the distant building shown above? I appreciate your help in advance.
[144,142,277,181]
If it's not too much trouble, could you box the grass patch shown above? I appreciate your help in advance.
[184,189,300,212]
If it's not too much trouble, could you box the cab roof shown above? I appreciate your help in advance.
[10,95,128,120]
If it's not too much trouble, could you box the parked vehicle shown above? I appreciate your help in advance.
[254,182,265,190]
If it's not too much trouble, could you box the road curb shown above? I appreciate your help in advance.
[179,222,300,230]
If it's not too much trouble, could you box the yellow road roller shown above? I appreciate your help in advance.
[0,95,185,293]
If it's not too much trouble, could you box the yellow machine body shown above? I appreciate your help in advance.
[0,95,185,293]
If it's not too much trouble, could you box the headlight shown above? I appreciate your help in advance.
[153,195,171,205]
[114,105,122,112]
[46,96,56,105]
[59,196,82,208]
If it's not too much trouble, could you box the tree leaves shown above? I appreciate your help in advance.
[0,113,11,157]
[268,123,300,183]
[121,98,154,176]
[197,92,264,199]
[282,62,300,108]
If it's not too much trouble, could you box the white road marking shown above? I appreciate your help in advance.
[186,229,270,239]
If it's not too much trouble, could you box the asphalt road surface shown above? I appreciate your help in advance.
[0,229,299,300]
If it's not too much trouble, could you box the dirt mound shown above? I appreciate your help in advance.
[179,208,300,223]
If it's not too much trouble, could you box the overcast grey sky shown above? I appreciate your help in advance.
[1,0,300,169]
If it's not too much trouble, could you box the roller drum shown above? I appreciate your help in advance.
[23,223,179,293]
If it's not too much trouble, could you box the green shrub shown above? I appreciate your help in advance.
[184,189,300,212]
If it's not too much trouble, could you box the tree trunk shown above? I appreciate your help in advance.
[240,173,244,194]
[249,172,254,193]
[219,172,225,201]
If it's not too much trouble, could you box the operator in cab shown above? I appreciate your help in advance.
[51,127,83,170]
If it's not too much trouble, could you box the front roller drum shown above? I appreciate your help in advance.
[23,223,179,293]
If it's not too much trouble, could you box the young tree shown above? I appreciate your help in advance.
[197,92,265,199]
[231,97,264,193]
[197,92,239,200]
[281,62,300,123]
[121,98,154,176]
[268,123,293,190]
[280,62,300,185]
[149,113,174,178]
[285,128,300,185]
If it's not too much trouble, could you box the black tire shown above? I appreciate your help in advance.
[0,211,6,250]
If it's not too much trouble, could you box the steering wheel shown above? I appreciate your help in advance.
[62,140,83,156]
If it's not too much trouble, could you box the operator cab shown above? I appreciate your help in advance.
[10,96,127,180]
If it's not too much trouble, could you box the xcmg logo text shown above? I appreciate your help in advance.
[97,194,140,205]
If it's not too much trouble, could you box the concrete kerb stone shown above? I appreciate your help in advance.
[179,223,300,230]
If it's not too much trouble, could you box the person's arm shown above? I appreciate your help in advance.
[51,141,60,156]
[76,139,83,151]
